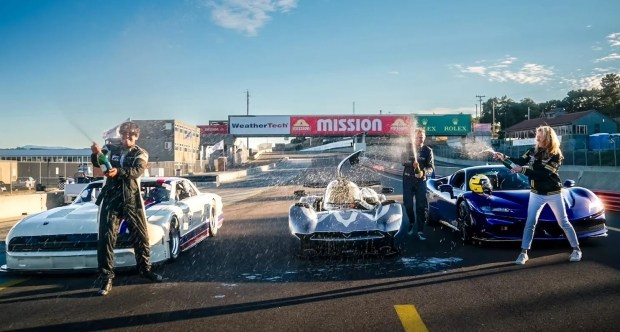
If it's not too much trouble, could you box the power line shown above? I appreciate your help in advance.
[475,95,485,119]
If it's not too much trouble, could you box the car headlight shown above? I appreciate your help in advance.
[589,200,604,214]
[386,213,402,223]
[480,206,513,214]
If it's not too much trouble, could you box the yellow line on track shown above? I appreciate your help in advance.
[0,279,27,292]
[394,304,428,332]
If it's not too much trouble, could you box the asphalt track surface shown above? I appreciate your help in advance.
[0,152,619,331]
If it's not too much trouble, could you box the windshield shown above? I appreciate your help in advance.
[143,182,172,202]
[468,168,530,191]
[74,182,103,204]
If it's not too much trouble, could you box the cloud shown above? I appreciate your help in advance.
[608,32,620,47]
[452,56,554,84]
[594,53,620,62]
[387,70,399,75]
[561,74,607,90]
[207,0,298,36]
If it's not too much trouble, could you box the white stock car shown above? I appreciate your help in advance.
[1,177,224,273]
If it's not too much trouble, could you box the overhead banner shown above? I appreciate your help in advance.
[290,115,410,136]
[198,124,228,135]
[228,116,290,136]
[414,114,472,136]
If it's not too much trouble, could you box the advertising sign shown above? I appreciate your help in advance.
[474,123,492,132]
[415,114,472,136]
[228,116,290,136]
[290,115,410,136]
[198,124,228,135]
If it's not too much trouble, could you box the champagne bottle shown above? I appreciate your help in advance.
[97,153,112,174]
[414,161,422,175]
[502,158,518,170]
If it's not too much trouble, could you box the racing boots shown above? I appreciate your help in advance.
[98,278,113,296]
[140,270,163,282]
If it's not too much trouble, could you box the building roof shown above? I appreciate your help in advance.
[0,148,92,157]
[505,110,595,132]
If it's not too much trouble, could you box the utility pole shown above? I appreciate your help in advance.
[246,90,250,150]
[246,90,249,116]
[492,100,496,138]
[475,95,485,119]
[527,106,530,120]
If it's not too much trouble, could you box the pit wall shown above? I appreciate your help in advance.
[0,191,65,220]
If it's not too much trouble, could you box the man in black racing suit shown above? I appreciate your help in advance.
[91,121,162,296]
[402,128,434,241]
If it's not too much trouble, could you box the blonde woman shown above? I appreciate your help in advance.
[494,125,581,265]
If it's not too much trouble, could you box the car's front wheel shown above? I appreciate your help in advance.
[169,218,181,261]
[457,200,473,243]
[208,202,218,237]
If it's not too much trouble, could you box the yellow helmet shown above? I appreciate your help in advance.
[469,174,492,194]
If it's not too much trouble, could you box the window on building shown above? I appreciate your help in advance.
[575,125,587,135]
[165,142,172,150]
[165,123,172,130]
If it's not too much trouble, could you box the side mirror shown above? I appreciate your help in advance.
[381,187,394,194]
[294,189,307,197]
[439,184,455,199]
[563,179,575,188]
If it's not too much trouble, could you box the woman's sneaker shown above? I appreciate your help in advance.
[515,253,529,265]
[569,250,582,262]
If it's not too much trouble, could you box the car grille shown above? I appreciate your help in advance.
[8,234,134,252]
[484,215,606,239]
[309,231,386,241]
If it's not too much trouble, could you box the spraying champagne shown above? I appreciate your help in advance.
[487,149,519,170]
[410,123,422,176]
[97,152,113,174]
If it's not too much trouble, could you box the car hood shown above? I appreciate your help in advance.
[481,188,600,221]
[8,203,100,238]
[8,201,172,239]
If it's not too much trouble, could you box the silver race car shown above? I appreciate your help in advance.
[289,150,403,256]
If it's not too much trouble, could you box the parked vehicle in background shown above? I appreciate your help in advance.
[12,177,36,190]
[62,171,100,204]
[0,181,7,192]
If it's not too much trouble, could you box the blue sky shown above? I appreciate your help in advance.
[1,0,619,148]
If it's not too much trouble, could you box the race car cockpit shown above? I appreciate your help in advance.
[323,178,380,210]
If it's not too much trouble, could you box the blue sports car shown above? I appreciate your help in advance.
[426,165,607,243]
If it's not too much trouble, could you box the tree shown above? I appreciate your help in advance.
[600,73,620,118]
[562,89,601,113]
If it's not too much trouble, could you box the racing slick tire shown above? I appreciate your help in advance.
[457,200,473,243]
[208,202,218,237]
[169,218,181,261]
